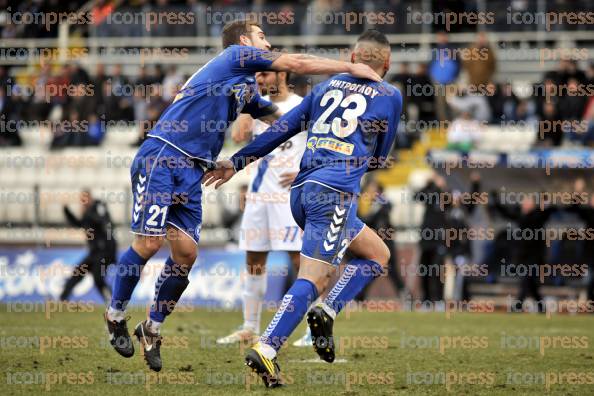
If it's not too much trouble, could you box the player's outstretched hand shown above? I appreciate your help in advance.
[349,63,382,82]
[203,159,236,189]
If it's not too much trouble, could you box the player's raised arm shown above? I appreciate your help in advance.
[222,20,382,82]
[257,109,284,124]
[232,93,311,171]
[240,92,284,124]
[271,53,382,82]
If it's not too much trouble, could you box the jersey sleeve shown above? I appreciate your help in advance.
[231,93,313,171]
[229,45,280,73]
[241,92,279,119]
[368,88,402,172]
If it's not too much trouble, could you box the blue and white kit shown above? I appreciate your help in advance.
[130,45,279,243]
[239,93,307,252]
[231,74,402,264]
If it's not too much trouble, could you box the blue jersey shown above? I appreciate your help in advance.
[231,74,402,193]
[147,45,278,164]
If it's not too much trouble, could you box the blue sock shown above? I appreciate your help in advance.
[149,257,190,323]
[261,278,318,351]
[110,247,148,311]
[324,258,384,315]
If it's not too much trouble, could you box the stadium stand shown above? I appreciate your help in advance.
[1,0,594,305]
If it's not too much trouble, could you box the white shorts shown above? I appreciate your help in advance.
[239,199,302,252]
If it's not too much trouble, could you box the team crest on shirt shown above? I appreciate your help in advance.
[231,81,256,115]
[306,137,318,152]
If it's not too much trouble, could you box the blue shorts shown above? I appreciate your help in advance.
[290,181,365,266]
[130,138,204,244]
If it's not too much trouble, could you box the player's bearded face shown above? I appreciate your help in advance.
[255,71,279,96]
[246,26,271,51]
[259,71,278,95]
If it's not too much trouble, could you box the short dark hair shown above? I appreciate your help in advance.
[357,29,390,47]
[222,19,261,48]
[274,70,290,85]
[354,29,390,67]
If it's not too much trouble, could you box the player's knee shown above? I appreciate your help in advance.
[246,252,267,275]
[304,272,330,295]
[375,242,391,269]
[317,274,331,293]
[171,248,197,267]
[133,236,163,258]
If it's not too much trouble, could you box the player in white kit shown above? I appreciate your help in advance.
[217,70,312,346]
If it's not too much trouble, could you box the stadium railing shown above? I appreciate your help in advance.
[2,30,594,83]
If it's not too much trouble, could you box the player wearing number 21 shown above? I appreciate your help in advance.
[103,19,382,373]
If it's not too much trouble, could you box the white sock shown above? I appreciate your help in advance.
[309,297,321,311]
[321,302,337,320]
[107,306,125,322]
[256,342,277,359]
[147,319,162,334]
[242,273,267,333]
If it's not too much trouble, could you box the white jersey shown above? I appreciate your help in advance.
[239,93,305,252]
[247,93,306,195]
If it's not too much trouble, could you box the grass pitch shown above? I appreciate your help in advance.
[1,305,593,395]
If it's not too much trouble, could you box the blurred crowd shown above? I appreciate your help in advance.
[2,1,594,150]
[390,32,594,151]
[0,63,184,148]
[3,0,594,41]
[2,0,593,308]
[2,30,594,150]
[358,171,594,308]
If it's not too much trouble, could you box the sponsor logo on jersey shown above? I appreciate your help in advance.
[306,137,318,152]
[308,137,354,155]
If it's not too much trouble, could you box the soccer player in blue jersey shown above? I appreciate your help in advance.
[203,29,402,387]
[103,20,382,372]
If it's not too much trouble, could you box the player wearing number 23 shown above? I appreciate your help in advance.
[227,69,401,266]
[203,28,401,388]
